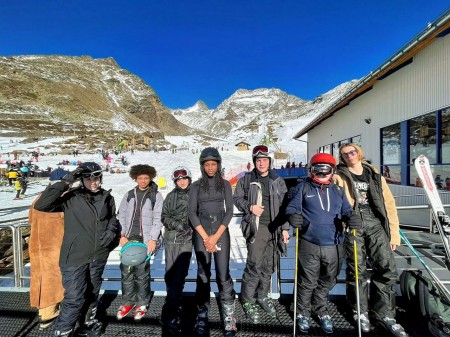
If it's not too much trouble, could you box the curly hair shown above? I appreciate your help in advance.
[129,164,157,180]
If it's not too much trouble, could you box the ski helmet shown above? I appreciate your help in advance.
[199,147,222,177]
[78,162,103,182]
[120,242,149,266]
[171,165,192,182]
[252,144,273,168]
[309,153,336,185]
[310,153,336,167]
[199,147,221,164]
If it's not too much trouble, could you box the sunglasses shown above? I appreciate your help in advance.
[310,164,334,176]
[252,145,269,156]
[341,150,358,158]
[173,169,189,180]
[82,171,102,178]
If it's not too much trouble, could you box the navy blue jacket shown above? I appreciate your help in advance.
[286,178,352,246]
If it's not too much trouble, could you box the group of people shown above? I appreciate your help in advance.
[28,142,408,337]
[7,167,28,199]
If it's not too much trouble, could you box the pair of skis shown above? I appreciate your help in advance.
[414,155,450,270]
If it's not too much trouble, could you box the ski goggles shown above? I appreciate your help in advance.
[252,145,269,157]
[82,170,102,179]
[310,164,335,176]
[173,169,189,180]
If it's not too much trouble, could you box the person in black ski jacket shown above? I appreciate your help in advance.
[233,144,290,323]
[188,147,237,337]
[34,162,120,337]
[333,143,408,337]
[160,165,193,335]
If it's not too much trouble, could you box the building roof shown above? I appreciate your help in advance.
[235,141,251,146]
[292,9,450,139]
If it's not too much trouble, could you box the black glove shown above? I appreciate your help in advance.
[99,229,118,248]
[346,214,362,230]
[288,213,303,228]
[61,168,83,184]
[61,173,76,184]
[71,168,84,179]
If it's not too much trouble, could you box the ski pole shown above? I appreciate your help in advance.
[353,229,362,337]
[293,227,299,337]
[400,229,450,303]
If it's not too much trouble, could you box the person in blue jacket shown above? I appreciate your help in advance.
[286,153,355,334]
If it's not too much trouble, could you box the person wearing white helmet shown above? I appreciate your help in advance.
[233,144,290,323]
[160,165,193,335]
[286,153,353,334]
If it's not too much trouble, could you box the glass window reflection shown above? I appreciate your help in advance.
[410,112,437,164]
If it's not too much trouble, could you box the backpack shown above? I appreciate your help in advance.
[400,270,450,337]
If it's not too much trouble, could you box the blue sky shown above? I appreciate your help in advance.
[1,1,449,109]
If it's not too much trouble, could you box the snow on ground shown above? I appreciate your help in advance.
[0,136,306,294]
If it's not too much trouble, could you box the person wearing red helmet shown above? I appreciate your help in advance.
[286,153,353,334]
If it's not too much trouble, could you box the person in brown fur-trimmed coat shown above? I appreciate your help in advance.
[29,195,65,330]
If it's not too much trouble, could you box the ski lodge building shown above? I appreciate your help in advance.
[293,9,450,189]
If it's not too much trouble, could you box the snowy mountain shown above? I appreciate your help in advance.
[170,82,358,144]
[0,54,359,153]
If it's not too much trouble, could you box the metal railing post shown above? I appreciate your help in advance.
[15,225,24,288]
[11,226,20,287]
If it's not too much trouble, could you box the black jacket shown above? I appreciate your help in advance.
[233,169,289,244]
[34,181,120,267]
[162,185,192,244]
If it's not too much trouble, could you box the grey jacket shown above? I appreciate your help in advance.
[118,182,163,243]
[233,169,289,243]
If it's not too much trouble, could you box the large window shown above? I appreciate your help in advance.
[410,112,437,163]
[442,107,450,163]
[382,123,401,165]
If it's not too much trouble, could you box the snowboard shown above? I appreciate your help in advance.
[415,154,450,269]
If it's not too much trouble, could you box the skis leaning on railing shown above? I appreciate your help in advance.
[415,154,450,270]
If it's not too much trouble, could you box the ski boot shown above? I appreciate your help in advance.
[193,305,209,337]
[438,212,450,234]
[222,302,237,337]
[54,329,74,337]
[164,316,182,336]
[76,319,103,337]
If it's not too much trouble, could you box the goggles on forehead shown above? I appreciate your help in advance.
[252,145,269,157]
[173,169,189,180]
[310,164,335,176]
[82,170,102,179]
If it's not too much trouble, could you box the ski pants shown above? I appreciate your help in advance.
[344,208,398,319]
[162,241,193,321]
[296,239,343,316]
[55,257,107,332]
[120,259,151,307]
[194,212,236,308]
[241,224,275,303]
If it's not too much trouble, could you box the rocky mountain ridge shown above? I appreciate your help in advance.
[0,55,359,149]
[0,55,189,144]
